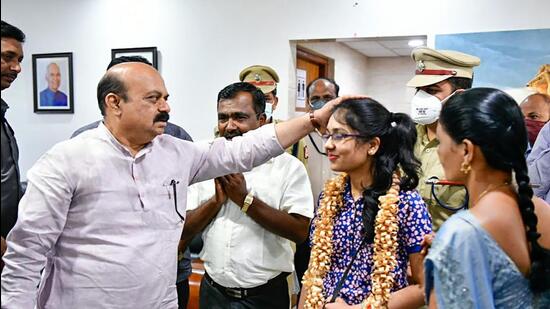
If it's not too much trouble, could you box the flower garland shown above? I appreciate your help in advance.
[302,173,401,309]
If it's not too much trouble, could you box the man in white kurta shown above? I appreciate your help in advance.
[0,63,336,308]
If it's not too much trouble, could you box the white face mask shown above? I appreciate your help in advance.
[264,102,273,120]
[410,90,443,125]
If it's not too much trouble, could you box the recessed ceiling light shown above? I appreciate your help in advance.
[408,39,424,47]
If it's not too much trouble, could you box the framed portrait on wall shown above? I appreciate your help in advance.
[111,46,158,69]
[32,52,74,113]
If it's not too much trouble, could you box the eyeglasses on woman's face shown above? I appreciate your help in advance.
[321,132,367,143]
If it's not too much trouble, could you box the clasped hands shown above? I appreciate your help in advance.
[212,173,248,209]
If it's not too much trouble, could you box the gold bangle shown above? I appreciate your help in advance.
[241,192,254,213]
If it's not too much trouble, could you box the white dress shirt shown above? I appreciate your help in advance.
[1,123,283,309]
[187,152,314,288]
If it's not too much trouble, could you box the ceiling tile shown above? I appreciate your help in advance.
[359,49,396,57]
[341,36,426,58]
[342,41,383,50]
[393,48,414,56]
[378,39,411,49]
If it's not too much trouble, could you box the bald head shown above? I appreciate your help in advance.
[97,62,162,116]
[521,93,550,122]
[99,62,170,148]
[46,62,61,91]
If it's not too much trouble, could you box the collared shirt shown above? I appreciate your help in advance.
[1,99,21,238]
[39,88,68,107]
[187,153,314,288]
[528,122,550,203]
[414,124,466,230]
[70,120,195,282]
[309,180,432,305]
[1,123,283,309]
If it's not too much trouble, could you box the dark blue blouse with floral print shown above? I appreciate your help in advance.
[309,180,432,305]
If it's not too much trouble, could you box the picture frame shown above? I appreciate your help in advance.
[32,52,74,113]
[111,46,158,69]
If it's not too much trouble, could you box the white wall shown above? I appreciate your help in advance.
[297,41,370,95]
[290,41,371,199]
[2,0,549,178]
[365,57,417,114]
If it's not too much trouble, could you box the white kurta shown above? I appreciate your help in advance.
[187,152,314,288]
[1,123,283,309]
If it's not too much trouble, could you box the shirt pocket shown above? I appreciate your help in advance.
[141,177,186,229]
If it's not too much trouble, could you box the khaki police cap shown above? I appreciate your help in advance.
[406,47,481,88]
[239,65,279,94]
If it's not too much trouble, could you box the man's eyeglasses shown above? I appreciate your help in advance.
[321,133,367,143]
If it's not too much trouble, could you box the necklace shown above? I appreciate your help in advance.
[472,182,510,207]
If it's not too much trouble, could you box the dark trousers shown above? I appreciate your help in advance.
[294,241,311,286]
[294,241,311,299]
[177,279,189,309]
[199,274,289,309]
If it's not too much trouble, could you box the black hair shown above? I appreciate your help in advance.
[217,82,266,117]
[1,20,25,42]
[97,74,127,116]
[306,77,340,98]
[447,76,473,91]
[439,87,550,293]
[107,55,152,70]
[97,56,154,115]
[270,88,277,96]
[333,98,420,241]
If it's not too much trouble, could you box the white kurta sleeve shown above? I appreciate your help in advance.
[188,124,284,184]
[1,146,74,309]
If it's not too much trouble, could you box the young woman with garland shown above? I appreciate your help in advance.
[425,88,550,307]
[298,98,432,309]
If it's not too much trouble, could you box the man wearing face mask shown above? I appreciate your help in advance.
[304,78,340,199]
[307,78,339,111]
[520,93,550,146]
[239,65,308,166]
[406,47,480,230]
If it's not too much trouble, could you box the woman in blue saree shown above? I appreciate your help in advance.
[425,88,550,308]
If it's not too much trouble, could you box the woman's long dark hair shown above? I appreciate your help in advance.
[439,87,549,293]
[333,98,420,242]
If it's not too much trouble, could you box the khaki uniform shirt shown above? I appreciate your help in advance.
[414,125,466,230]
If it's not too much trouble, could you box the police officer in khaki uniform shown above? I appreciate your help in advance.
[239,65,308,167]
[407,47,480,230]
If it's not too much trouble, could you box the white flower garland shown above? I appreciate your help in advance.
[302,173,400,309]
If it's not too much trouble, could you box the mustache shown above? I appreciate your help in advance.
[153,111,170,123]
[223,130,242,140]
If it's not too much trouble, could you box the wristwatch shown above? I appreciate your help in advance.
[241,192,254,213]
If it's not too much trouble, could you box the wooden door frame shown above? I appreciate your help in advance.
[295,46,335,111]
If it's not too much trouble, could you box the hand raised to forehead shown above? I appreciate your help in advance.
[314,95,369,133]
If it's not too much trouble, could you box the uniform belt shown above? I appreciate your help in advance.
[204,271,289,299]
